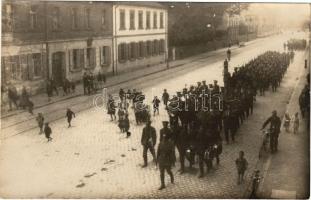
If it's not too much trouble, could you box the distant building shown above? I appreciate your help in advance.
[112,2,168,73]
[219,13,240,45]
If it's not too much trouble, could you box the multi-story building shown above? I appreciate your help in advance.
[112,2,168,73]
[1,1,168,93]
[1,1,113,91]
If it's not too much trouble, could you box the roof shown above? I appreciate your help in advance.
[114,2,166,9]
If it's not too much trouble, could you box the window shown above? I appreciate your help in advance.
[146,11,150,29]
[138,41,145,58]
[9,56,21,80]
[52,7,60,30]
[85,8,91,29]
[153,12,157,29]
[160,12,164,29]
[2,4,13,32]
[118,43,127,62]
[69,49,84,69]
[130,10,135,30]
[129,42,137,60]
[119,9,125,30]
[101,10,106,28]
[160,39,165,53]
[30,5,38,29]
[86,48,96,68]
[71,8,78,29]
[138,11,143,29]
[32,53,42,77]
[100,46,111,65]
[146,41,152,56]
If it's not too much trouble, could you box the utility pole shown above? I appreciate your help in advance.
[44,1,49,80]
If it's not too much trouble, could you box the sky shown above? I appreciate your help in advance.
[242,3,310,28]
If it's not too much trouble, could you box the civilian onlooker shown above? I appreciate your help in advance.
[36,113,44,134]
[44,122,53,142]
[50,76,59,96]
[66,108,76,128]
[7,83,18,110]
[235,151,248,185]
[46,80,53,101]
[20,86,29,109]
[293,112,299,134]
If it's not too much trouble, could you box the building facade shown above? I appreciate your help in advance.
[1,1,114,92]
[112,2,168,74]
[2,1,167,93]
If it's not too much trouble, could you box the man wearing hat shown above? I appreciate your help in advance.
[162,89,170,107]
[261,110,281,153]
[44,122,52,142]
[141,120,157,167]
[157,132,175,190]
[212,80,220,94]
[160,121,172,142]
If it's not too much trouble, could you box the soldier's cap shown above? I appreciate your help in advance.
[162,121,169,125]
[214,80,218,83]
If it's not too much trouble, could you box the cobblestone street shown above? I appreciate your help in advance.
[0,32,309,198]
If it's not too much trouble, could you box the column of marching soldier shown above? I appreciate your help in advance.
[105,50,292,190]
[34,49,293,190]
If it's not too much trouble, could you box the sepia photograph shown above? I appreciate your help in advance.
[0,0,310,198]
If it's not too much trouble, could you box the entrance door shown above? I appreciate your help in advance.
[52,52,65,86]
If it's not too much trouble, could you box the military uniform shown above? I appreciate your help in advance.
[157,134,175,190]
[141,122,157,167]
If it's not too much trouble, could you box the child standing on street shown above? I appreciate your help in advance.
[293,112,299,134]
[36,113,44,134]
[66,108,76,128]
[235,151,248,185]
[44,122,53,142]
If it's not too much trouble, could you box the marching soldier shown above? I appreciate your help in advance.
[160,121,172,142]
[175,123,189,174]
[141,120,157,167]
[157,132,175,190]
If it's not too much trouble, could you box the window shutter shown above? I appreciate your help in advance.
[118,44,122,62]
[99,47,102,65]
[20,55,28,80]
[80,49,84,69]
[68,50,72,70]
[135,43,138,59]
[41,52,46,77]
[105,46,111,65]
[27,54,34,80]
[125,43,129,61]
[144,41,148,57]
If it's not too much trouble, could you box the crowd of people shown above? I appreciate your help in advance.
[285,39,307,51]
[2,84,34,114]
[102,49,292,189]
[83,71,106,95]
[299,73,310,131]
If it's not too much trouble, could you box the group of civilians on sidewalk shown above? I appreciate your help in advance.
[1,83,34,114]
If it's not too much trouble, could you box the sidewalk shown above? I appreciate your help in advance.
[0,44,239,119]
[258,52,310,198]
